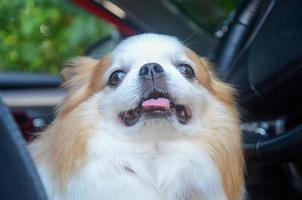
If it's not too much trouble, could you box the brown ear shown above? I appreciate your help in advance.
[60,66,74,83]
[198,57,216,78]
[199,57,236,106]
[60,57,99,85]
[58,57,99,117]
[185,48,236,107]
[58,55,111,117]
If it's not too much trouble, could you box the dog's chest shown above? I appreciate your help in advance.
[65,141,207,200]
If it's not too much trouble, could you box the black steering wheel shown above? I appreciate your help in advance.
[215,0,302,163]
[0,96,48,200]
[243,125,302,162]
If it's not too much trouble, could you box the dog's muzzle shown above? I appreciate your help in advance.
[119,63,192,126]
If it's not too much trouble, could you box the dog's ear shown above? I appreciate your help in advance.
[58,57,99,117]
[186,47,235,106]
[60,66,74,83]
[199,57,236,107]
[58,55,111,117]
[60,57,99,86]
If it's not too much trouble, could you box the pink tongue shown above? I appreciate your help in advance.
[142,98,170,110]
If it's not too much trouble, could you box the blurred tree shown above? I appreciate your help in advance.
[0,0,113,74]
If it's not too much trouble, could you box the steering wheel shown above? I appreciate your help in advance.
[243,125,302,162]
[0,96,48,200]
[215,0,302,163]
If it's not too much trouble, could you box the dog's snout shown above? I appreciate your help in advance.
[139,63,164,80]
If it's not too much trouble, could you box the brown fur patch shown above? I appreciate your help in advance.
[201,110,244,200]
[54,55,111,187]
[189,99,244,199]
[50,107,99,190]
[187,48,244,199]
[185,48,211,89]
[32,55,111,190]
[186,49,236,108]
[59,55,111,117]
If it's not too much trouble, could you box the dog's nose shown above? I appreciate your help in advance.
[139,63,164,80]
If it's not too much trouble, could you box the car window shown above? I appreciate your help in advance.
[0,0,114,74]
[170,0,242,35]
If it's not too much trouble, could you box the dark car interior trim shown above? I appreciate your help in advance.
[0,98,48,200]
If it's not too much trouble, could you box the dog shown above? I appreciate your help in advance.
[29,33,244,200]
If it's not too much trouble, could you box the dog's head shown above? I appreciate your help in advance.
[60,33,235,139]
[43,34,243,198]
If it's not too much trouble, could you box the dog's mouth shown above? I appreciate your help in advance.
[119,91,192,126]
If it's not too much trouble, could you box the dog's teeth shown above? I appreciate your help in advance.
[175,105,191,124]
[121,109,140,126]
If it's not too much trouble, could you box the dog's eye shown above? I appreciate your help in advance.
[108,70,127,86]
[176,64,195,79]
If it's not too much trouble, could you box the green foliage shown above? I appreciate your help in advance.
[0,0,113,74]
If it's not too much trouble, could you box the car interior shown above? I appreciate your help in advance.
[1,0,302,199]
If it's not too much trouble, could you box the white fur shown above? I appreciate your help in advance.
[31,34,238,200]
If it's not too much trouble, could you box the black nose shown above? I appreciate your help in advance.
[139,63,164,80]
